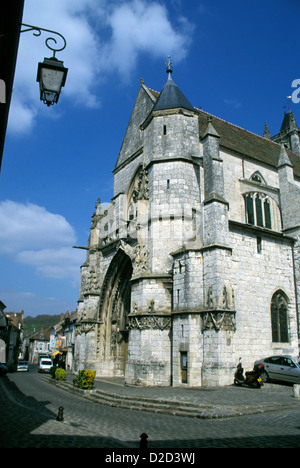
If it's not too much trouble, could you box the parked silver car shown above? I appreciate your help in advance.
[254,355,300,384]
[17,360,29,372]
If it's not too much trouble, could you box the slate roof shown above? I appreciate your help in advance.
[152,75,195,112]
[196,108,300,178]
[147,77,300,178]
[115,76,300,179]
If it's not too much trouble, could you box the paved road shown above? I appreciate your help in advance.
[1,365,300,449]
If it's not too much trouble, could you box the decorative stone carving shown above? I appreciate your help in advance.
[90,198,103,229]
[84,267,101,294]
[132,243,150,276]
[205,286,215,308]
[222,285,235,310]
[111,329,123,347]
[202,283,236,331]
[129,315,171,331]
[205,284,235,310]
[201,311,236,332]
[132,168,149,202]
[75,320,97,336]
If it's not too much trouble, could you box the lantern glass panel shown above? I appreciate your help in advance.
[41,67,65,93]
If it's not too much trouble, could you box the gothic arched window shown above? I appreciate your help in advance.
[245,193,272,229]
[271,291,289,343]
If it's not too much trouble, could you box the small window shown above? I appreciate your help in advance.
[180,351,188,383]
[257,236,262,253]
[192,209,196,230]
[163,125,167,135]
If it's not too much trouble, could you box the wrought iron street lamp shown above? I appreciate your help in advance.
[21,23,68,106]
[36,56,68,106]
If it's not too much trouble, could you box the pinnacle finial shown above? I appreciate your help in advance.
[264,121,271,139]
[165,55,173,78]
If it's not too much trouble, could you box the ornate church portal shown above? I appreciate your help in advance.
[99,251,133,375]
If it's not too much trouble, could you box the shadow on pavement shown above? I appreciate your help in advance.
[0,376,128,448]
[1,375,300,448]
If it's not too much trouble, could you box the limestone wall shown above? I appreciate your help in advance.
[229,225,298,371]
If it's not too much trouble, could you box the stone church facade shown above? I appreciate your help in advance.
[74,64,300,387]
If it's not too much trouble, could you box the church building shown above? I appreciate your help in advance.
[74,61,300,387]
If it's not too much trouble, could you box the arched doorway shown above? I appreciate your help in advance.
[99,250,133,375]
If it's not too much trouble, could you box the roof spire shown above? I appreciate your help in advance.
[165,55,173,79]
[264,121,271,140]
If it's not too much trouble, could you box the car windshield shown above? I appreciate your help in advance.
[18,361,27,365]
[41,360,52,364]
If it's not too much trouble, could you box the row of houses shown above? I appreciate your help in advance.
[0,302,24,369]
[23,311,77,370]
[0,301,76,371]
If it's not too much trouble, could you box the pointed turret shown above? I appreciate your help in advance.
[152,56,195,113]
[280,110,298,133]
[272,110,300,155]
[277,144,293,169]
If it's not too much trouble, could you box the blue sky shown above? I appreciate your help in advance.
[0,0,299,317]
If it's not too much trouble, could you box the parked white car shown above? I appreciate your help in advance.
[38,358,53,373]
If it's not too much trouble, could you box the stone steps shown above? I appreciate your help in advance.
[41,376,252,419]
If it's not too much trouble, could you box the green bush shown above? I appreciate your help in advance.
[73,369,96,389]
[55,368,67,381]
[50,366,67,380]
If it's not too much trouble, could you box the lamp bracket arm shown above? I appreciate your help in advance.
[20,23,67,57]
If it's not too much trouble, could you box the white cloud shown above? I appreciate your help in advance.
[103,0,192,80]
[16,247,82,280]
[0,200,85,280]
[224,98,242,109]
[0,289,76,316]
[8,0,193,135]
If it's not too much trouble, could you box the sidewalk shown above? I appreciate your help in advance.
[44,371,300,419]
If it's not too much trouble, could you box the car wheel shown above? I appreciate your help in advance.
[261,370,269,383]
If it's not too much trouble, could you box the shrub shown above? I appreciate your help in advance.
[73,369,96,389]
[50,366,67,380]
[55,368,67,381]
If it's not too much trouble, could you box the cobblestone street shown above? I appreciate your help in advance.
[1,367,300,450]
